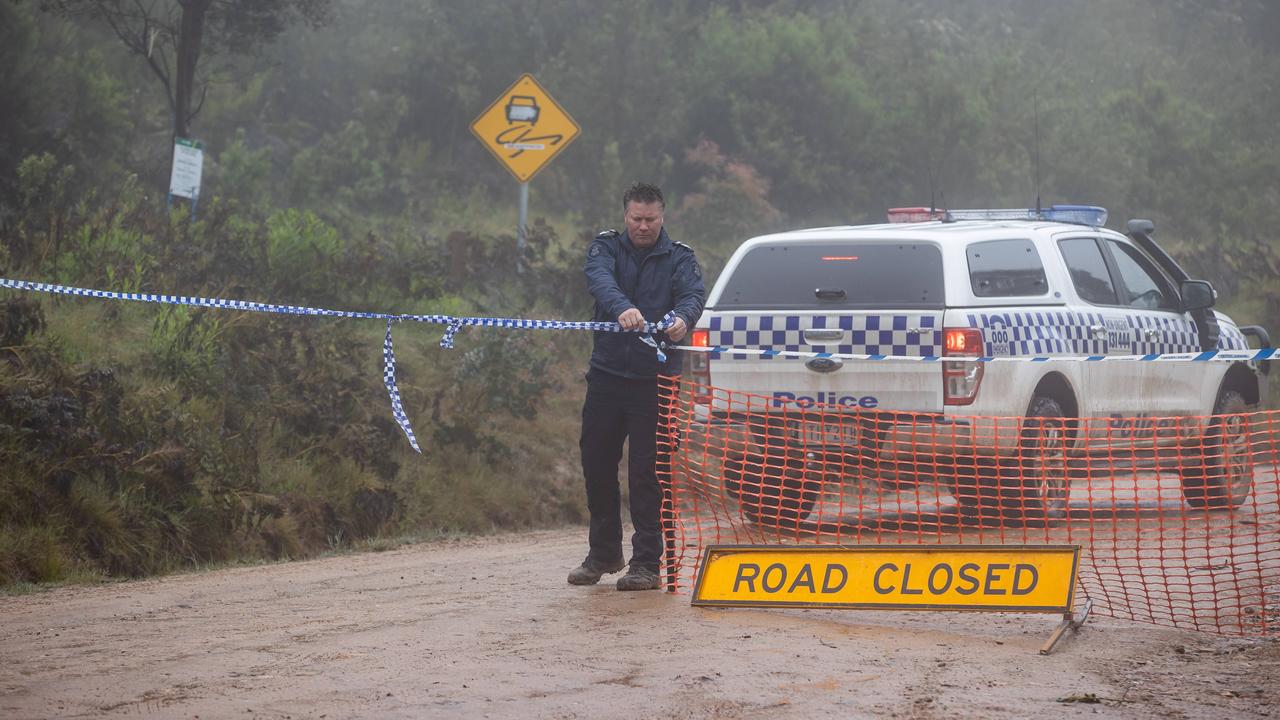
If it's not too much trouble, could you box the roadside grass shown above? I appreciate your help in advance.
[1,284,596,593]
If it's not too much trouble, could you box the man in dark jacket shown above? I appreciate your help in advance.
[569,182,705,591]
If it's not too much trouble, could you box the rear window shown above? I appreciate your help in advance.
[714,241,944,310]
[966,239,1049,297]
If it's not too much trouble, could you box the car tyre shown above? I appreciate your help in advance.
[957,396,1071,525]
[1180,389,1252,509]
[724,452,820,527]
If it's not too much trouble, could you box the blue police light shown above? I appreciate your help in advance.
[1041,205,1108,226]
[943,205,1108,227]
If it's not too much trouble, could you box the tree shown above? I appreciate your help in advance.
[41,0,332,139]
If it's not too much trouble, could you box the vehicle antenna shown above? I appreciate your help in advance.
[1033,88,1042,218]
[929,164,937,217]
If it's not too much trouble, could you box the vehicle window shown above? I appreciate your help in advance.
[966,239,1048,297]
[715,241,944,310]
[1106,239,1178,311]
[1058,237,1118,305]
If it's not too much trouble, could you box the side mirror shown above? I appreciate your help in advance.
[1180,279,1216,312]
[1126,219,1155,237]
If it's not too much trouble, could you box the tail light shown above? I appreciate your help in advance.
[689,328,712,405]
[943,328,984,406]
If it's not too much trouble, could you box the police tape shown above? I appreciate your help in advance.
[663,342,1277,364]
[4,275,1275,452]
[0,277,676,453]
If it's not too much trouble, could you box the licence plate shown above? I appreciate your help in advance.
[796,420,860,448]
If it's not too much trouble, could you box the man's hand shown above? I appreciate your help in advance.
[618,308,645,331]
[665,316,688,342]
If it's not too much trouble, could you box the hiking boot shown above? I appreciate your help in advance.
[616,566,662,591]
[567,556,625,586]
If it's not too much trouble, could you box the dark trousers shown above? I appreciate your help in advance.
[579,368,665,571]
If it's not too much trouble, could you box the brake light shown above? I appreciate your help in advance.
[944,328,979,354]
[689,329,712,405]
[942,327,984,406]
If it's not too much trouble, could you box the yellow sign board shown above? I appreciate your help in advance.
[692,545,1079,612]
[470,74,581,183]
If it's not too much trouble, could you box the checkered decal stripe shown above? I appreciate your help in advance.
[709,314,942,359]
[1218,323,1248,351]
[710,310,1252,361]
[967,310,1248,356]
[966,310,1100,356]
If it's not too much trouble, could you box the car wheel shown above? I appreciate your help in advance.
[724,452,820,527]
[959,396,1071,525]
[1180,389,1253,509]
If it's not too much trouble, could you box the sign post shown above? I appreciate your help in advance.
[471,74,580,271]
[168,137,204,220]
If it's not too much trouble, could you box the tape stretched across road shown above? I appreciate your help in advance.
[0,277,675,453]
[1,276,1274,451]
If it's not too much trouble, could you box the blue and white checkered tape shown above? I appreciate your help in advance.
[3,278,1273,450]
[0,277,676,454]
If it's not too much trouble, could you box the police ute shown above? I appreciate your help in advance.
[687,205,1270,525]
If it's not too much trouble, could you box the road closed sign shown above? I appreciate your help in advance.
[470,74,580,183]
[692,545,1079,613]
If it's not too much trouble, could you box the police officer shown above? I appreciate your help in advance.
[569,182,706,591]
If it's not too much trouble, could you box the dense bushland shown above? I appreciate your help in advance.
[0,160,591,585]
[2,0,1278,586]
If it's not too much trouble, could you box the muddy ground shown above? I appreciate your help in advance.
[2,528,1278,719]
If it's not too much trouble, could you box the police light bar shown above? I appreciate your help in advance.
[944,205,1108,227]
[887,207,948,223]
[1042,205,1109,226]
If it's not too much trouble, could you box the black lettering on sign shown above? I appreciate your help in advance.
[985,563,1010,595]
[762,563,787,593]
[789,564,816,593]
[1012,564,1038,595]
[900,563,923,595]
[928,563,954,594]
[873,563,897,594]
[955,563,981,595]
[822,564,848,593]
[733,563,760,592]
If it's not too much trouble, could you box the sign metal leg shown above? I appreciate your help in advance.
[1040,599,1093,655]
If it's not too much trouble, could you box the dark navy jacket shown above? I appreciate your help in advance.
[584,227,706,378]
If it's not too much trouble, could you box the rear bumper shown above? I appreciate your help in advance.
[697,409,1019,459]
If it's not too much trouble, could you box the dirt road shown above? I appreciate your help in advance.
[2,528,1277,718]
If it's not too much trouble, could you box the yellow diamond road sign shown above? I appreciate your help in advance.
[471,74,580,183]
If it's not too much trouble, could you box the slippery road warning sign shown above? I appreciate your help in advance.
[692,545,1079,613]
[470,74,580,182]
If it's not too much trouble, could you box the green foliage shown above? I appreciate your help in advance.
[672,140,785,274]
[148,307,223,389]
[264,208,342,300]
[215,129,274,209]
[12,153,76,266]
[0,524,71,584]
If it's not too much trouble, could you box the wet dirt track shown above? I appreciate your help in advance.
[2,528,1278,719]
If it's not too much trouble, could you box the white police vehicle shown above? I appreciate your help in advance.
[688,205,1270,525]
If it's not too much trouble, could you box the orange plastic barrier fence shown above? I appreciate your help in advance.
[656,376,1280,636]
